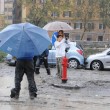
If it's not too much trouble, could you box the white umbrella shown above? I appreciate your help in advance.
[43,21,73,31]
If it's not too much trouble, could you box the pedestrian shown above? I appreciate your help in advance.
[33,55,38,72]
[10,56,37,100]
[58,30,70,51]
[54,35,67,78]
[35,49,51,75]
[58,30,65,38]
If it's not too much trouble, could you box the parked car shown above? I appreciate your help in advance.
[5,42,84,68]
[85,48,110,70]
[48,42,84,68]
[5,54,16,66]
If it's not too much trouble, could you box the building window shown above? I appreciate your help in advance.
[87,37,92,41]
[99,24,103,29]
[76,11,81,18]
[100,12,104,18]
[87,35,92,41]
[88,23,94,30]
[51,12,58,17]
[5,8,7,11]
[98,36,103,41]
[75,35,80,40]
[40,0,46,3]
[51,0,58,3]
[89,0,93,6]
[99,24,105,29]
[8,8,13,12]
[63,11,71,17]
[74,22,82,29]
[77,0,81,5]
[88,12,92,18]
[8,16,12,20]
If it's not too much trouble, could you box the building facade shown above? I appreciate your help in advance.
[13,0,22,23]
[0,0,4,14]
[0,0,110,41]
[4,0,14,25]
[0,0,5,29]
[0,15,5,29]
[15,0,110,41]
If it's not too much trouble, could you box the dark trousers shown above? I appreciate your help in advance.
[36,57,50,74]
[14,59,37,93]
[33,56,38,71]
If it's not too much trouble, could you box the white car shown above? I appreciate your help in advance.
[48,42,84,68]
[85,48,110,70]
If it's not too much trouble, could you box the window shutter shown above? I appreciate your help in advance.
[92,23,94,29]
[74,23,76,29]
[63,11,65,17]
[69,11,71,17]
[103,24,106,29]
[80,23,82,29]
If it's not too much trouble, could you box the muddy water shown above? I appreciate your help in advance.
[0,63,110,110]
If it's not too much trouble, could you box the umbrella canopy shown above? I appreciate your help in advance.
[51,32,58,46]
[43,21,73,31]
[0,23,51,58]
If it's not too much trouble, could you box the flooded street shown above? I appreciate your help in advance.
[0,62,110,110]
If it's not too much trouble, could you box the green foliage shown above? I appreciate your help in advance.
[25,0,53,27]
[98,0,110,28]
[18,0,74,27]
[0,51,7,62]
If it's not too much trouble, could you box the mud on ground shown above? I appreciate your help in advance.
[0,62,110,110]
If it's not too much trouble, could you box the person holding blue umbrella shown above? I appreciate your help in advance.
[0,23,51,99]
[10,53,37,99]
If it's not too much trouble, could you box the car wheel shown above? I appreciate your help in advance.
[68,58,79,69]
[91,60,103,70]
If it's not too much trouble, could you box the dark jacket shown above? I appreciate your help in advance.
[40,49,49,58]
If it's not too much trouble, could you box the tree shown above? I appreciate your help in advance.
[24,0,53,27]
[98,0,110,28]
[15,0,74,27]
[72,0,98,40]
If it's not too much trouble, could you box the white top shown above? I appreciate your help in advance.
[54,38,69,58]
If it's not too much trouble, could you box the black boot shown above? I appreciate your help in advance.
[10,88,19,99]
[29,92,37,100]
[46,68,51,75]
[35,68,40,74]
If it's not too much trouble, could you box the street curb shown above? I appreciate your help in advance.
[50,83,85,90]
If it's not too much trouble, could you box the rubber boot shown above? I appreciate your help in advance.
[10,88,19,99]
[29,92,37,100]
[46,68,51,75]
[35,68,40,74]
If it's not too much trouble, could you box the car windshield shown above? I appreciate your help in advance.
[76,43,83,50]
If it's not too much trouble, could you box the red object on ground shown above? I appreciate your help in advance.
[62,56,68,83]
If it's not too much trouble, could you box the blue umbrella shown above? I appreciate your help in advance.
[0,23,51,58]
[51,32,58,46]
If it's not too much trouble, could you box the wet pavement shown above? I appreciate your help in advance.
[0,62,110,110]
